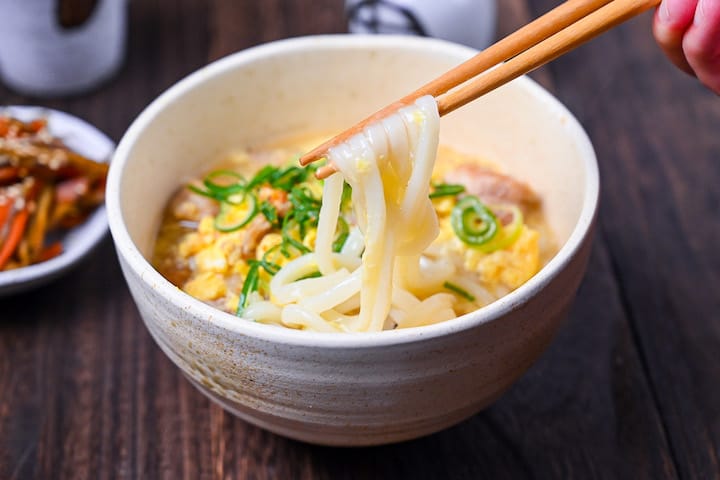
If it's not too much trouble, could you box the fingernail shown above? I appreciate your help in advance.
[659,0,700,27]
[695,0,706,22]
[659,0,672,22]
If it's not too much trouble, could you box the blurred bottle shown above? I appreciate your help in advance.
[0,0,127,97]
[346,0,497,50]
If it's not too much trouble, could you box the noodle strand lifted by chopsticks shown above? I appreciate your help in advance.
[244,95,448,332]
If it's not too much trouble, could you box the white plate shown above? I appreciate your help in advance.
[0,106,114,296]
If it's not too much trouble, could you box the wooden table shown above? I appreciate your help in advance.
[1,1,718,478]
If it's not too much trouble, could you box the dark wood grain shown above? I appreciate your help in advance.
[528,0,720,477]
[1,0,718,478]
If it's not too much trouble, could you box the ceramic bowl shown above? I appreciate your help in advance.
[106,35,598,446]
[0,106,113,296]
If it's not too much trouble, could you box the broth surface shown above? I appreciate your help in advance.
[152,142,555,328]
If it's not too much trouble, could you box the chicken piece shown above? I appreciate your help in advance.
[444,163,539,208]
[258,186,291,216]
[240,216,272,258]
[169,185,219,222]
[157,259,192,287]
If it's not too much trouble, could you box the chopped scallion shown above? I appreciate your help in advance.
[443,281,476,301]
[187,184,221,200]
[214,194,258,232]
[237,262,260,316]
[271,166,308,191]
[475,205,525,253]
[247,165,277,189]
[203,170,246,196]
[451,195,499,247]
[298,271,323,280]
[333,217,350,252]
[259,200,278,224]
[429,183,465,199]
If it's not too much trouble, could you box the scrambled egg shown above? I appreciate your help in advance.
[434,214,540,292]
[183,271,226,300]
[154,147,547,315]
[173,215,318,305]
[176,216,246,301]
[465,226,540,289]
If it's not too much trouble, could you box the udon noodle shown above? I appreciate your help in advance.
[153,96,551,332]
[261,96,443,331]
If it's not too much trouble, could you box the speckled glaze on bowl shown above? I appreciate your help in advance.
[106,35,598,446]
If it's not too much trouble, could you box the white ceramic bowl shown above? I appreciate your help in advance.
[0,106,113,296]
[107,35,598,446]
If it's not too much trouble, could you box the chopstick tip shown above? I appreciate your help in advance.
[298,154,315,166]
[315,163,337,180]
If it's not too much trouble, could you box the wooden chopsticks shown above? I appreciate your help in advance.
[300,0,660,179]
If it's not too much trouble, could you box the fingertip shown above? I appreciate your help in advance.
[658,0,672,24]
[654,8,696,75]
[682,0,720,91]
[656,0,699,29]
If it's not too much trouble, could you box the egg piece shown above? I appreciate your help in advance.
[225,292,240,313]
[194,244,228,273]
[466,226,540,289]
[197,216,216,236]
[183,271,227,300]
[177,232,205,258]
[303,228,317,251]
[217,230,248,266]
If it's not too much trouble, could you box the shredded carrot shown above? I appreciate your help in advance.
[36,242,63,262]
[0,117,8,137]
[0,167,20,184]
[26,186,53,261]
[0,200,11,227]
[0,208,29,269]
[29,119,46,133]
[0,115,107,270]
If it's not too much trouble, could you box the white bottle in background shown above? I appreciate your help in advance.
[346,0,497,51]
[0,0,127,97]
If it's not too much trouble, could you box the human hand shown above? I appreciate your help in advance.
[653,0,720,93]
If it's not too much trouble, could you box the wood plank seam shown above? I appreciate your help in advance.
[598,226,683,477]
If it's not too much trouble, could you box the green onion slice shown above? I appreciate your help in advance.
[332,216,350,252]
[286,186,321,240]
[259,200,278,224]
[443,281,476,301]
[340,182,352,210]
[297,271,323,280]
[257,258,280,275]
[236,257,281,316]
[247,165,277,189]
[262,244,284,266]
[429,183,465,199]
[214,194,258,232]
[281,217,312,255]
[289,186,321,212]
[237,262,260,316]
[451,196,499,247]
[476,205,524,253]
[203,170,246,196]
[187,184,220,200]
[272,166,307,191]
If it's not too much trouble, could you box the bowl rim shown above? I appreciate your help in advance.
[106,34,599,349]
[0,105,113,296]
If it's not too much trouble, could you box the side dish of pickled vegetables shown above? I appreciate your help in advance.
[0,115,109,271]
